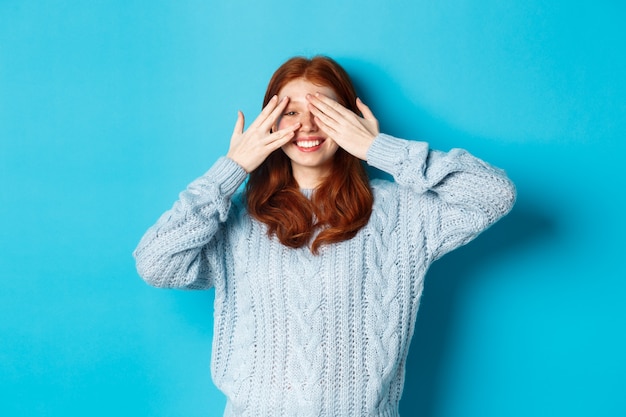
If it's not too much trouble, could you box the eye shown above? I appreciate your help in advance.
[283,111,297,116]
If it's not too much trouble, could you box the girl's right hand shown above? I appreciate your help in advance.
[226,95,301,172]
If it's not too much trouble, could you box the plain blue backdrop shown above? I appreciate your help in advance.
[1,1,625,416]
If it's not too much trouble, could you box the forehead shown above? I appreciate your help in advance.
[278,78,337,100]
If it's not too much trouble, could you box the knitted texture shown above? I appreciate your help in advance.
[134,134,516,417]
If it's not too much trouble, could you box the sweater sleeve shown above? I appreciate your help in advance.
[366,134,516,261]
[133,156,248,289]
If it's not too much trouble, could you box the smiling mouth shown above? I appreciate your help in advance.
[295,139,322,148]
[293,137,325,150]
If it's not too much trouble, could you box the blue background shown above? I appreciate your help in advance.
[1,1,625,416]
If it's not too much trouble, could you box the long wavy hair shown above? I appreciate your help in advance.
[245,56,374,254]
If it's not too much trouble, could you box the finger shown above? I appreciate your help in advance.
[310,93,354,120]
[265,124,299,149]
[306,100,337,129]
[307,100,332,124]
[310,93,363,130]
[264,121,301,143]
[232,111,245,135]
[306,98,343,131]
[307,94,339,121]
[249,95,279,129]
[356,98,376,121]
[312,114,337,137]
[261,96,290,130]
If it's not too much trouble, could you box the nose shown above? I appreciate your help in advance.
[298,111,317,132]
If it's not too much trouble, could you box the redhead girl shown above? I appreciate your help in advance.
[134,56,515,417]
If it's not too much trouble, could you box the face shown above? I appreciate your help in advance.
[276,78,340,187]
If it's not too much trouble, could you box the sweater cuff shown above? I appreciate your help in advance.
[366,133,411,174]
[205,156,248,196]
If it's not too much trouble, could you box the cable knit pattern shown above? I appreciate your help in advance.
[134,134,516,417]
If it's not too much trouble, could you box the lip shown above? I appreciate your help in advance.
[293,136,325,152]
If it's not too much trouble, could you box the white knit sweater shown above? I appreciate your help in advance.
[134,134,516,417]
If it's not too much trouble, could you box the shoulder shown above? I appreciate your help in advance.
[368,177,429,224]
[228,190,273,238]
[227,190,251,224]
[370,178,398,205]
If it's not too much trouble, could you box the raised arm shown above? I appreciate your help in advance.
[134,96,302,288]
[367,134,516,260]
[133,157,247,289]
[298,92,515,259]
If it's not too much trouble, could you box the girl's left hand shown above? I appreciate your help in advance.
[306,93,379,160]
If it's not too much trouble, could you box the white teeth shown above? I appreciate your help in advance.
[296,140,321,148]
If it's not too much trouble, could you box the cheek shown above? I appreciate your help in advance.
[276,116,288,130]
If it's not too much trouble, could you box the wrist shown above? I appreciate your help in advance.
[357,133,376,161]
[226,151,251,173]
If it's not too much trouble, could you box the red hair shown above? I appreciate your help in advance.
[245,56,374,254]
